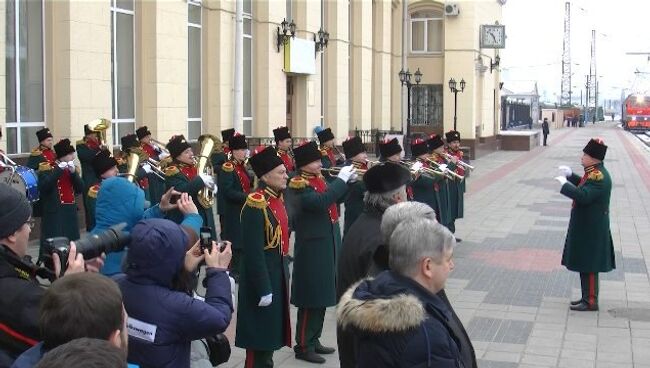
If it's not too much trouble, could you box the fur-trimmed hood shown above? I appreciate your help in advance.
[338,270,449,334]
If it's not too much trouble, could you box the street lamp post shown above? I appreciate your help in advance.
[399,68,422,157]
[448,78,466,131]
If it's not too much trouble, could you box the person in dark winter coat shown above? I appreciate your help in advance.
[336,201,434,368]
[115,218,233,368]
[542,118,550,146]
[338,218,465,368]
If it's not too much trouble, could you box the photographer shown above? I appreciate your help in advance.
[93,176,203,276]
[115,218,233,368]
[0,184,87,367]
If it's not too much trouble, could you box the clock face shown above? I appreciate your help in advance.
[481,25,505,49]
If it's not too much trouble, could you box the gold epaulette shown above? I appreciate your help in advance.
[165,165,180,176]
[38,162,52,172]
[320,149,328,157]
[76,139,85,146]
[222,162,234,172]
[245,192,267,209]
[289,176,308,189]
[30,148,42,156]
[88,184,100,199]
[587,170,604,181]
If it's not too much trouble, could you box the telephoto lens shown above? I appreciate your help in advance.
[74,223,131,260]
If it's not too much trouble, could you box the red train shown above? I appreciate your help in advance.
[623,94,650,131]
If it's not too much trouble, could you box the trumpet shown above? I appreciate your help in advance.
[398,160,446,179]
[332,145,345,163]
[149,138,171,158]
[423,158,464,181]
[320,167,366,176]
[196,135,216,209]
[143,157,166,181]
[443,153,474,171]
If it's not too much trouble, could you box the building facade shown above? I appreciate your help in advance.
[1,0,503,157]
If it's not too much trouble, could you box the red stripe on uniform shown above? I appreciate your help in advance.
[245,350,254,368]
[300,309,309,353]
[589,273,595,306]
[0,323,38,347]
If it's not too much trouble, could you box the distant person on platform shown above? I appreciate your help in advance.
[542,118,550,146]
[554,138,615,311]
[527,116,533,130]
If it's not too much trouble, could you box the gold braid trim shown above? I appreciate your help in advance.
[245,192,267,209]
[164,165,180,176]
[289,176,308,189]
[38,162,52,172]
[222,162,234,172]
[587,170,604,181]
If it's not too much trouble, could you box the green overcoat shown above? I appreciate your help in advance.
[37,163,84,255]
[76,140,101,191]
[219,161,252,249]
[211,151,228,215]
[164,164,216,238]
[560,163,615,273]
[411,173,444,220]
[235,188,291,351]
[343,180,366,234]
[289,174,348,308]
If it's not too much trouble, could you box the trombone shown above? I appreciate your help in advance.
[398,160,447,180]
[443,153,475,171]
[320,167,366,176]
[149,138,171,158]
[423,158,464,181]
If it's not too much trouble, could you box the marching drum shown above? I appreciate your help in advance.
[0,165,39,202]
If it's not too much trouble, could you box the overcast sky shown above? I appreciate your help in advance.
[501,0,650,103]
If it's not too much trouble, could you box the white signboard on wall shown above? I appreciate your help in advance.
[284,37,316,75]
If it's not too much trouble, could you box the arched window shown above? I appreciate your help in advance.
[409,9,443,54]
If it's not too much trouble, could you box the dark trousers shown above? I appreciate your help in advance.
[446,221,456,234]
[294,307,325,353]
[230,248,242,277]
[579,272,599,306]
[543,134,548,146]
[245,350,274,368]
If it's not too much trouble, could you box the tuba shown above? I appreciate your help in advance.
[86,118,111,147]
[196,135,216,209]
[124,152,141,183]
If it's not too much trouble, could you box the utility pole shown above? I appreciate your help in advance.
[588,30,597,122]
[560,2,572,106]
[233,0,243,132]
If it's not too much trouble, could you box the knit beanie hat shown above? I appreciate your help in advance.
[0,183,32,239]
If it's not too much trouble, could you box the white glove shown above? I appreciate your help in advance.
[159,151,170,160]
[258,293,273,307]
[438,164,448,171]
[554,176,568,185]
[57,161,68,170]
[411,161,424,172]
[142,163,152,174]
[199,173,216,190]
[558,165,572,177]
[336,165,356,183]
[67,161,76,173]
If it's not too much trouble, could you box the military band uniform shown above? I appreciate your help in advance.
[220,159,252,276]
[214,128,235,238]
[236,181,292,367]
[26,128,56,218]
[164,162,216,236]
[139,141,165,205]
[119,134,151,201]
[429,152,454,228]
[409,140,445,221]
[76,133,102,191]
[289,169,348,356]
[37,140,84,259]
[559,138,615,311]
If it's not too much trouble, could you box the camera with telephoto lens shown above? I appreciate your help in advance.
[42,223,130,276]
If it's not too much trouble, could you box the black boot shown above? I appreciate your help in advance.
[570,299,583,306]
[570,301,598,311]
[315,342,335,355]
[295,351,326,364]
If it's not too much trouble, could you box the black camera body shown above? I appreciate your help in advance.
[42,223,130,276]
[199,227,226,254]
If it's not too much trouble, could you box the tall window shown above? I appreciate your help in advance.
[409,10,443,54]
[5,0,44,154]
[111,0,135,145]
[411,84,443,129]
[242,0,252,135]
[188,1,202,140]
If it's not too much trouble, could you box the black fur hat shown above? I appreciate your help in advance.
[411,138,429,157]
[136,126,152,140]
[445,130,461,143]
[363,162,411,194]
[249,146,284,178]
[121,134,139,152]
[54,139,75,159]
[229,133,248,150]
[342,136,365,158]
[92,149,118,176]
[166,135,192,159]
[427,134,445,150]
[583,138,607,161]
[294,141,322,168]
[36,128,53,143]
[378,138,402,159]
[221,128,236,142]
[316,128,335,144]
[273,126,292,142]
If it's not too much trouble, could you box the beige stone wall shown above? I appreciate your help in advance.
[137,1,188,142]
[2,0,504,157]
[323,0,350,142]
[46,0,112,143]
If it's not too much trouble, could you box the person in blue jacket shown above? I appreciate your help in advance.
[115,218,233,368]
[92,176,202,276]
